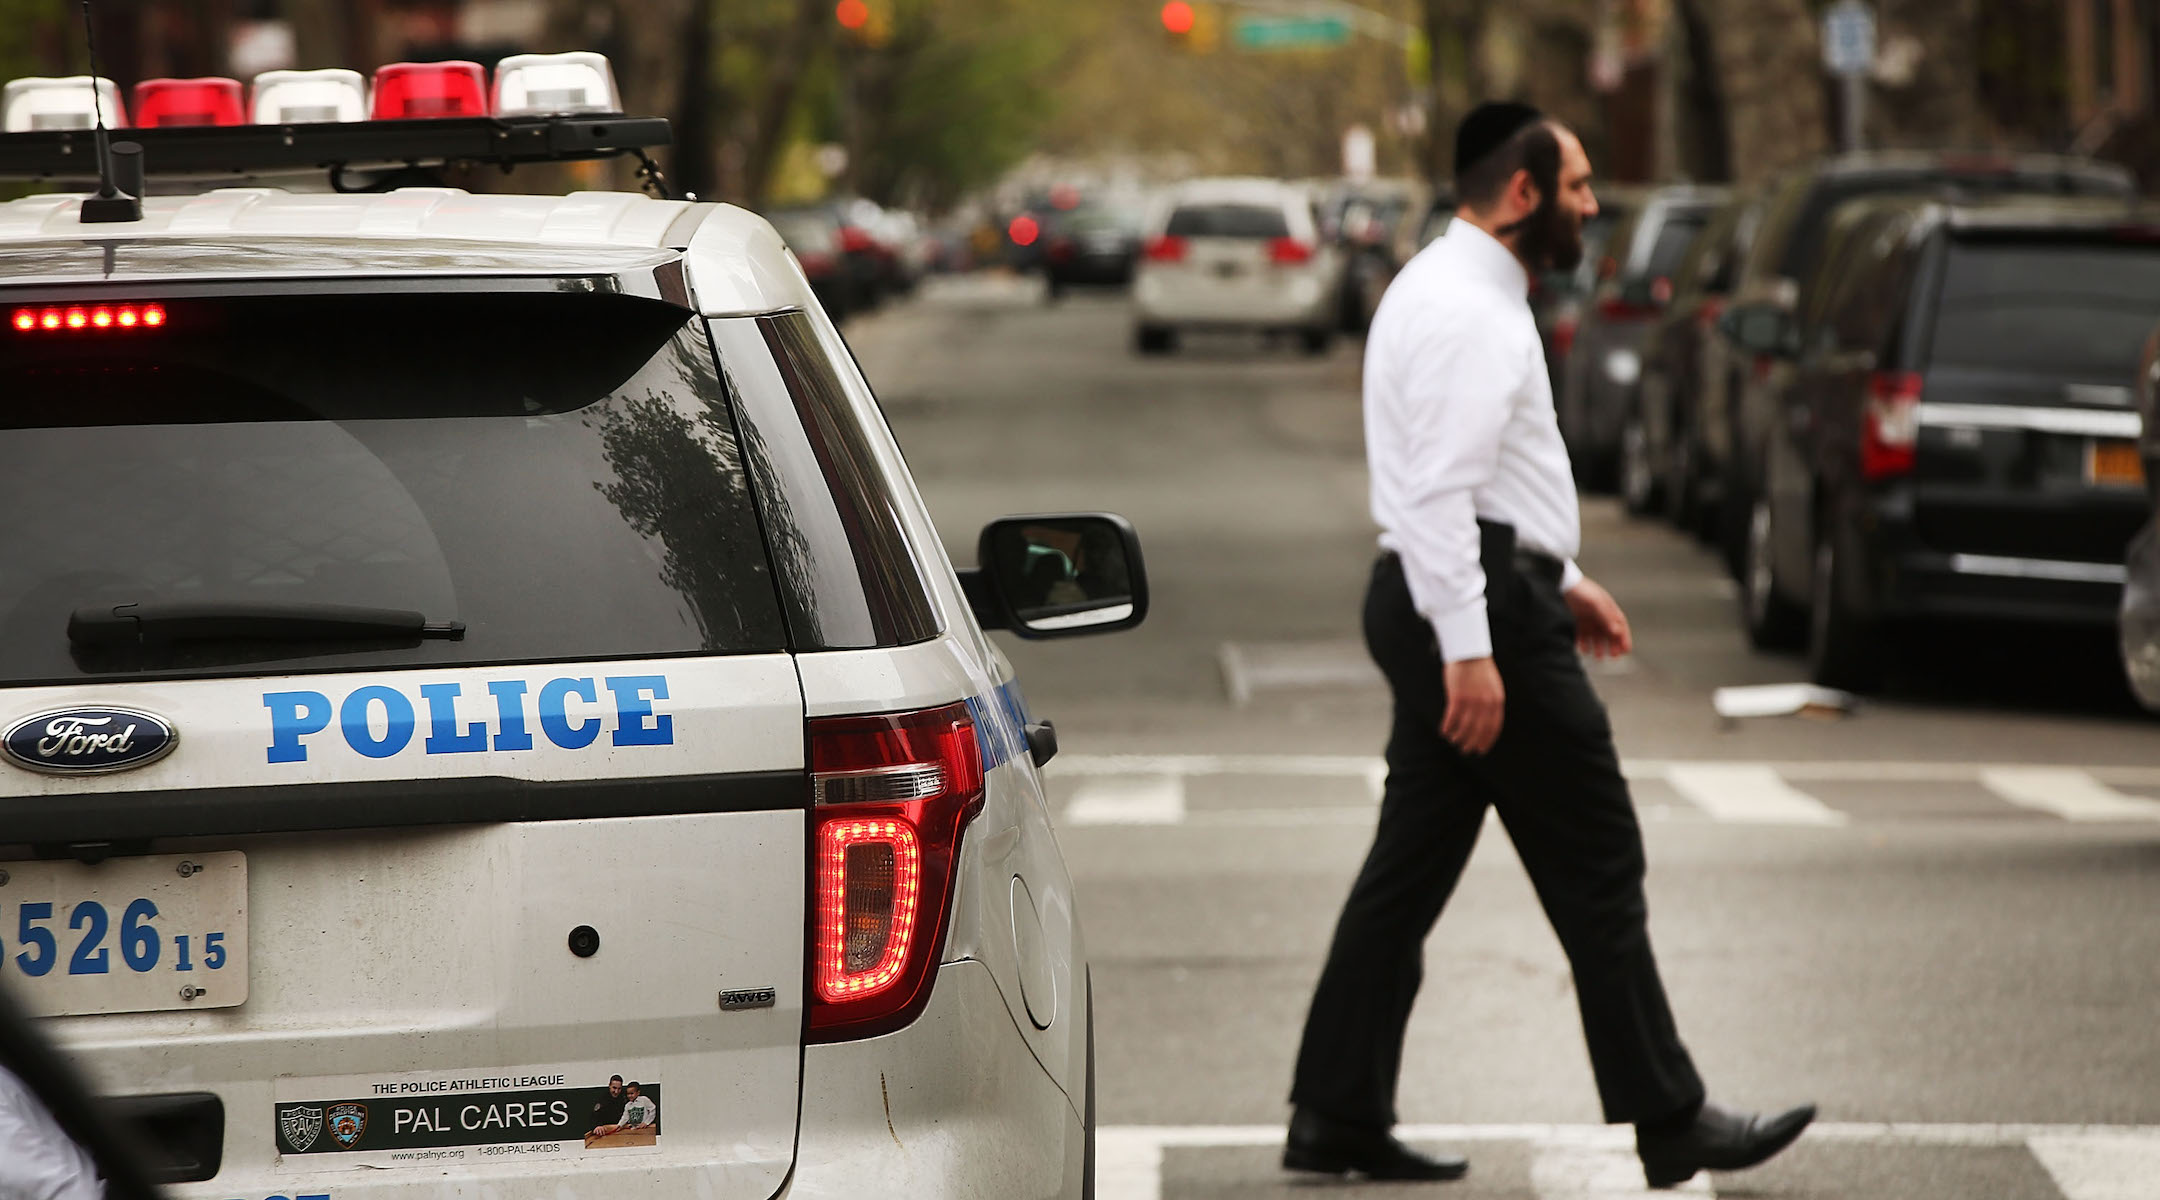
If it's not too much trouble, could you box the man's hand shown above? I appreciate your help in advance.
[1441,657,1506,755]
[1563,576,1632,660]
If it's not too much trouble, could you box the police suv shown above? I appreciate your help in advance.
[0,55,1138,1199]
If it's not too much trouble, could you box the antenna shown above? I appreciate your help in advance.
[76,0,142,224]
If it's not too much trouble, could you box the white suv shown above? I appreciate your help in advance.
[0,81,1138,1200]
[1132,177,1342,355]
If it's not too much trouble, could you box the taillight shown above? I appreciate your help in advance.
[132,77,245,127]
[839,225,878,254]
[1144,235,1187,263]
[1269,237,1314,265]
[370,62,488,120]
[1048,236,1076,265]
[1862,370,1923,480]
[807,701,984,1041]
[1007,214,1040,248]
[1553,314,1578,358]
[11,303,163,333]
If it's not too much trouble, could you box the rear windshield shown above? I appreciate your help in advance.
[1642,212,1709,279]
[1166,204,1291,239]
[1781,169,2129,280]
[0,290,787,685]
[1928,240,2160,376]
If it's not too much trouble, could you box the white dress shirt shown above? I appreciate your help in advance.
[1364,221,1582,663]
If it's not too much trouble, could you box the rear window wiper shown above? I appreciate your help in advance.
[68,602,466,648]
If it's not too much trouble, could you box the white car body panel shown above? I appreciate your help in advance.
[0,186,1093,1196]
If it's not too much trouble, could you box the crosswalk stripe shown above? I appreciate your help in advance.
[1531,1139,1713,1196]
[1065,776,1186,826]
[1643,763,1849,826]
[2027,1132,2160,1199]
[1978,768,2160,822]
[1097,1123,2160,1200]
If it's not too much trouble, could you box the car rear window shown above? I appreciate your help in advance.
[1166,204,1291,239]
[1642,212,1709,279]
[0,290,788,686]
[1780,169,2130,281]
[1927,239,2160,376]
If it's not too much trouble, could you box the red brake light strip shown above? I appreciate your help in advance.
[11,304,164,332]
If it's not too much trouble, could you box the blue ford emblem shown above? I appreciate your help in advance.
[2,707,177,775]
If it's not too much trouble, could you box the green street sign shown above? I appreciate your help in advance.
[1231,14,1351,50]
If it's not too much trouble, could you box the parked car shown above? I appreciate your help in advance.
[1701,151,2138,575]
[768,206,859,320]
[1345,184,1453,333]
[1132,177,1344,355]
[1558,185,1726,496]
[1725,196,2158,691]
[1325,179,1431,332]
[1535,185,1646,414]
[2124,323,2160,711]
[1635,190,1768,530]
[1043,204,1142,298]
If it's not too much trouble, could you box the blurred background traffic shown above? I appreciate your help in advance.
[8,0,2157,701]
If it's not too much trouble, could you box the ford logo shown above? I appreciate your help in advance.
[2,707,178,775]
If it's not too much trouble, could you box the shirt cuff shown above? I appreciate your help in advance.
[1430,600,1493,663]
[1559,558,1584,593]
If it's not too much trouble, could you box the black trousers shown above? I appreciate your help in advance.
[1289,533,1704,1127]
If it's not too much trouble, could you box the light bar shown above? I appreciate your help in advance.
[11,304,166,333]
[250,68,367,125]
[2,76,127,132]
[369,61,488,120]
[492,52,622,118]
[133,77,245,128]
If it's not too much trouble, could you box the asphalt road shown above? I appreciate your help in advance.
[851,276,2160,1200]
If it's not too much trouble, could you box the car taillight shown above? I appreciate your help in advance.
[1553,313,1578,358]
[370,62,488,120]
[133,77,245,127]
[1048,236,1076,265]
[807,701,984,1041]
[1269,237,1313,265]
[839,225,878,254]
[1144,235,1187,263]
[11,303,164,333]
[1862,370,1923,480]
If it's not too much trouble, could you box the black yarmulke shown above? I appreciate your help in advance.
[1454,101,1545,177]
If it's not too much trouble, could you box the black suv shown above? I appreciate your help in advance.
[1726,197,2159,691]
[1700,153,2136,575]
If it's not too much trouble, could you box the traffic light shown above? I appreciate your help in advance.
[1160,1,1220,52]
[836,0,892,47]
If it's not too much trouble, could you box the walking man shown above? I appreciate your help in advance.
[1283,102,1816,1189]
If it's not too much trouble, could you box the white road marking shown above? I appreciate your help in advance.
[1050,755,2160,828]
[1662,763,1849,826]
[1532,1139,1713,1196]
[2027,1132,2160,1199]
[1096,1123,2160,1200]
[1065,776,1186,826]
[1979,767,2160,822]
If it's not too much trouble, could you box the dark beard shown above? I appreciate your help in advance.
[1512,191,1584,273]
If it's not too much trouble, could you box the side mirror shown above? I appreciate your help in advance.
[1718,302,1798,359]
[961,513,1148,639]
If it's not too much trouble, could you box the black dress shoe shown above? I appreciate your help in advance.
[1636,1100,1816,1189]
[1282,1108,1469,1182]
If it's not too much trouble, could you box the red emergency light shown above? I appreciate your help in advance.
[11,304,165,333]
[132,77,246,127]
[370,62,489,120]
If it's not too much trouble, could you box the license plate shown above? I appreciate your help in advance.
[1213,262,1244,280]
[0,852,247,1016]
[2088,439,2145,487]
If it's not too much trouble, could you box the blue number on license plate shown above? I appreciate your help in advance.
[7,900,231,977]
